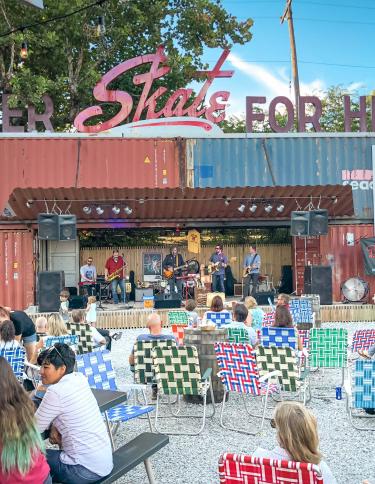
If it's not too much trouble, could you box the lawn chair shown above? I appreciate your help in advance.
[215,342,280,434]
[205,311,232,328]
[344,359,375,431]
[256,345,311,404]
[309,328,348,388]
[298,329,310,369]
[218,453,323,483]
[261,327,298,350]
[0,346,26,382]
[152,345,215,435]
[227,327,251,344]
[171,325,187,345]
[44,334,79,351]
[167,311,189,326]
[262,312,275,327]
[289,299,314,327]
[66,322,95,354]
[76,350,154,448]
[351,329,375,358]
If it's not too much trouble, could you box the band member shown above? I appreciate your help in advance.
[105,250,126,304]
[80,257,97,296]
[209,245,228,293]
[162,247,185,298]
[242,244,261,300]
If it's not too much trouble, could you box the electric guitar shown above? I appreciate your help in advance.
[209,261,226,274]
[242,262,259,278]
[163,263,188,279]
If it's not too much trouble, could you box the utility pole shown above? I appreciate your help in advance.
[281,0,300,130]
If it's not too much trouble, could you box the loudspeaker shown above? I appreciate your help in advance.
[304,265,332,305]
[38,271,65,312]
[59,214,77,240]
[309,209,328,235]
[291,211,310,236]
[255,290,276,306]
[279,265,293,294]
[69,295,86,309]
[154,294,181,309]
[67,286,78,296]
[38,214,59,240]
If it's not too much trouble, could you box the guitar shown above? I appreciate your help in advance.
[163,263,188,279]
[242,263,259,278]
[107,262,127,282]
[209,261,226,274]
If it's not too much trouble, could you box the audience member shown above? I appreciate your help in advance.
[59,290,70,323]
[276,293,290,307]
[273,304,293,328]
[0,306,36,361]
[0,319,20,350]
[0,356,51,484]
[244,296,265,331]
[202,295,231,324]
[32,314,69,362]
[35,344,113,483]
[35,316,48,338]
[185,299,199,325]
[227,303,257,346]
[358,345,375,360]
[253,401,337,484]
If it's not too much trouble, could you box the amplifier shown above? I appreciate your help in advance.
[255,290,276,306]
[135,288,153,302]
[154,296,181,309]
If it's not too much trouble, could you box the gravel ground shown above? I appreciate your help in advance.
[106,322,375,484]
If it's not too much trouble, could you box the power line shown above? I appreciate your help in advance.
[0,0,109,39]
[248,16,375,26]
[207,58,375,69]
[227,0,375,9]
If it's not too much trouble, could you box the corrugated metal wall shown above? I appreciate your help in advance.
[189,136,375,220]
[0,231,35,309]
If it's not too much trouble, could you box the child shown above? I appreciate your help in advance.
[59,289,70,323]
[86,295,97,326]
[185,299,199,325]
[35,316,48,339]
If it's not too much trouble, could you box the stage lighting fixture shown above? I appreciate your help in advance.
[237,204,245,213]
[26,200,33,208]
[112,205,120,215]
[249,203,257,213]
[96,206,104,215]
[276,203,285,213]
[224,197,231,206]
[83,206,92,215]
[124,206,133,215]
[264,203,273,213]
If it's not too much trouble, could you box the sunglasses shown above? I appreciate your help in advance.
[43,345,66,366]
[270,418,276,429]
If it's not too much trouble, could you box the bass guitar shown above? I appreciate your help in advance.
[163,263,188,279]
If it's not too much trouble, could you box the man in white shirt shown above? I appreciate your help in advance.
[227,303,257,346]
[35,343,113,483]
[80,257,97,296]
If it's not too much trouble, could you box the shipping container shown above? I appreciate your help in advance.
[189,135,375,221]
[0,137,185,216]
[0,230,35,309]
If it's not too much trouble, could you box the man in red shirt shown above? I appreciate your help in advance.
[105,250,126,304]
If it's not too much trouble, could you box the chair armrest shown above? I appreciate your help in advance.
[25,361,40,371]
[259,370,281,383]
[201,368,212,381]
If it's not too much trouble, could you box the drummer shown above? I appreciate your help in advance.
[162,247,185,298]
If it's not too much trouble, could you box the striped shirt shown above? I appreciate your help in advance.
[35,372,113,477]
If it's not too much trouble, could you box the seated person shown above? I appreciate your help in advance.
[276,293,290,308]
[32,314,69,363]
[253,401,337,484]
[185,299,199,325]
[272,305,303,352]
[71,309,110,350]
[35,343,113,483]
[244,296,265,331]
[202,295,231,324]
[129,313,177,399]
[35,316,48,339]
[0,306,36,361]
[227,303,257,346]
[0,319,21,350]
[0,356,51,484]
[358,344,375,360]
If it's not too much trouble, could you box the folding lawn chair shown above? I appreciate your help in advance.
[227,327,251,344]
[215,342,280,434]
[262,312,275,327]
[205,311,232,328]
[0,346,26,382]
[261,327,297,350]
[152,345,215,435]
[289,299,314,326]
[344,359,375,431]
[44,334,79,351]
[66,322,94,354]
[171,325,187,345]
[351,329,375,357]
[218,453,323,483]
[167,311,189,326]
[76,350,154,448]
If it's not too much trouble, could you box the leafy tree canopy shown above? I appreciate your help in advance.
[0,0,252,130]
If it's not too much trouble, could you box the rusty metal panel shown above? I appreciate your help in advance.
[190,136,375,220]
[0,230,35,309]
[319,224,375,302]
[0,137,184,216]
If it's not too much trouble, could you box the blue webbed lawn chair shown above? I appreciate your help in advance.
[0,346,26,382]
[205,311,232,328]
[261,327,298,350]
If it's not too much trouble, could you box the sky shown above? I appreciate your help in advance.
[194,0,375,117]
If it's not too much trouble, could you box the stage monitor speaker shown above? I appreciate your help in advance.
[290,211,310,236]
[255,290,276,306]
[304,265,332,305]
[309,209,328,235]
[38,213,59,240]
[154,295,181,309]
[69,295,86,309]
[38,271,65,312]
[59,214,77,240]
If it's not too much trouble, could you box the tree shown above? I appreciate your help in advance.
[0,0,253,130]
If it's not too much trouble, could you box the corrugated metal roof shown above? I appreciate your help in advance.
[4,185,353,225]
[189,136,375,220]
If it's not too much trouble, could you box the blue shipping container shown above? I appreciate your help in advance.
[189,134,375,220]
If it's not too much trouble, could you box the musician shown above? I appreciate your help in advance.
[209,245,228,293]
[80,257,97,296]
[105,250,126,304]
[242,244,261,300]
[162,247,185,298]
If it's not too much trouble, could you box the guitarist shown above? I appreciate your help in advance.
[162,246,185,298]
[209,245,228,293]
[242,244,261,300]
[105,250,126,304]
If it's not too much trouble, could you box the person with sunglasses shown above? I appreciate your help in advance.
[35,343,113,483]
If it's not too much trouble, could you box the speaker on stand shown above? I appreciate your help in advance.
[38,214,59,240]
[38,271,65,312]
[59,215,77,240]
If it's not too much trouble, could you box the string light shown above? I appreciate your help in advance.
[20,41,28,59]
[96,16,106,37]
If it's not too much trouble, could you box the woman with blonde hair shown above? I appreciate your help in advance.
[31,314,68,362]
[253,401,337,483]
[244,296,264,330]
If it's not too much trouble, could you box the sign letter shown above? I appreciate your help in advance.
[269,96,294,133]
[246,97,266,133]
[298,96,322,132]
[344,95,367,132]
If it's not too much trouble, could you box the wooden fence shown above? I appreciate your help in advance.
[80,244,292,285]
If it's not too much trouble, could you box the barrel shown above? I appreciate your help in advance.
[183,328,228,403]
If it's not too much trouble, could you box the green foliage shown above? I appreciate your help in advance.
[0,0,253,131]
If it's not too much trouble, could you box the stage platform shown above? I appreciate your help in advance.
[28,300,375,330]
